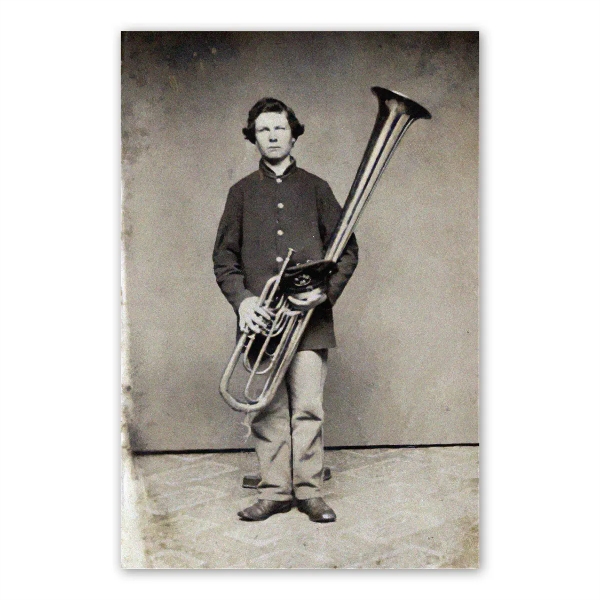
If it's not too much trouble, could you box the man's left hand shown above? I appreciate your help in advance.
[287,288,328,312]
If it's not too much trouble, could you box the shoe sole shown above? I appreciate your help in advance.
[237,505,292,521]
[297,508,336,523]
[304,516,336,523]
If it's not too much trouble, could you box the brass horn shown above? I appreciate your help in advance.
[219,87,431,413]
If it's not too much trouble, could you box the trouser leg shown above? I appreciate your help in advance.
[250,349,328,501]
[287,349,328,500]
[251,382,293,501]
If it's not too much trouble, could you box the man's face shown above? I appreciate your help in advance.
[254,111,294,162]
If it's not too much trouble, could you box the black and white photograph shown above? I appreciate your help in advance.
[1,1,599,597]
[121,30,479,569]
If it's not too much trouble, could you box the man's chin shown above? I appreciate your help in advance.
[263,155,287,164]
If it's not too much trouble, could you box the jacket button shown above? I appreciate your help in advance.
[276,178,282,183]
[277,202,284,209]
[277,230,284,236]
[276,256,283,263]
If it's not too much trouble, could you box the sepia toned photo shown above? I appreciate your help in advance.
[121,30,479,569]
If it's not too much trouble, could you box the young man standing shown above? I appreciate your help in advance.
[213,97,358,523]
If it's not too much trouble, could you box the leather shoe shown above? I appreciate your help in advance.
[237,499,293,521]
[297,497,336,523]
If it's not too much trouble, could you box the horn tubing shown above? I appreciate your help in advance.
[326,114,415,262]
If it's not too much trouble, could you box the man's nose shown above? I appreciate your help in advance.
[269,131,278,141]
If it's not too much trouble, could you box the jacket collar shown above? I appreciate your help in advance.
[259,157,298,180]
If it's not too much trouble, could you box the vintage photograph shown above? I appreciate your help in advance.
[121,30,479,569]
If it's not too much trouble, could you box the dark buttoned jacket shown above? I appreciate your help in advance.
[213,158,359,350]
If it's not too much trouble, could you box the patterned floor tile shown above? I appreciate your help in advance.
[149,549,207,569]
[146,483,228,514]
[130,447,479,569]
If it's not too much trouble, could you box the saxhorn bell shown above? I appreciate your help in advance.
[219,86,431,413]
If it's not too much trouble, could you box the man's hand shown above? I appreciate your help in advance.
[238,296,273,334]
[287,288,328,312]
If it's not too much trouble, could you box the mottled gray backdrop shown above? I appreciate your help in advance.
[121,31,478,451]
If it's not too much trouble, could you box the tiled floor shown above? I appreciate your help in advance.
[126,446,479,569]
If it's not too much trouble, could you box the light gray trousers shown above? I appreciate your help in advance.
[250,349,328,501]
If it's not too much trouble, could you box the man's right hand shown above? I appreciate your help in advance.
[238,296,273,334]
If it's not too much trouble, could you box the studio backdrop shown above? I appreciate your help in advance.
[121,31,479,451]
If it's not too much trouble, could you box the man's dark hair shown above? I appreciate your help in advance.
[242,97,305,144]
